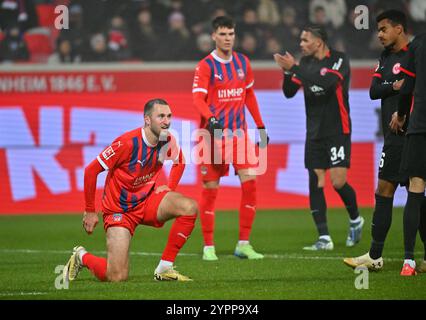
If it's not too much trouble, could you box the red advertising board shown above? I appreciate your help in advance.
[0,66,378,214]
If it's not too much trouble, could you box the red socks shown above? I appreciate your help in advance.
[200,181,257,244]
[239,179,257,241]
[199,188,218,246]
[82,253,107,281]
[161,213,197,262]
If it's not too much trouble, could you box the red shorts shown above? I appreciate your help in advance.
[103,190,169,236]
[197,131,258,181]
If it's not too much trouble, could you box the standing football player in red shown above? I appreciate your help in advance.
[63,98,198,282]
[192,16,269,261]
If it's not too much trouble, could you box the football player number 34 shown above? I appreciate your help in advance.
[330,146,345,161]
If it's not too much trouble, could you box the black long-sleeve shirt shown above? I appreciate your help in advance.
[282,49,351,139]
[370,45,410,145]
[398,33,426,135]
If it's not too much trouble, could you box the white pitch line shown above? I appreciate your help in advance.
[0,248,420,262]
[0,292,47,297]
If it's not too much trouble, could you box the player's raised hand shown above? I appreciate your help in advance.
[83,211,98,235]
[257,126,270,148]
[208,116,223,139]
[274,52,296,71]
[273,53,286,70]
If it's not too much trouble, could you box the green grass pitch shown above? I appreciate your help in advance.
[0,208,425,300]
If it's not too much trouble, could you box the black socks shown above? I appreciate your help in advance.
[369,194,394,259]
[335,183,360,220]
[309,170,328,236]
[403,192,424,260]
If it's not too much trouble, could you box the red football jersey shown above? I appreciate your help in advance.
[96,128,180,214]
[192,50,255,131]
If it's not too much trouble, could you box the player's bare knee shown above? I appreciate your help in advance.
[332,178,346,190]
[317,178,325,188]
[180,197,199,216]
[376,180,396,197]
[312,170,325,188]
[376,186,394,198]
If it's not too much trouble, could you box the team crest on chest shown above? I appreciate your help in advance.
[113,213,122,222]
[392,63,401,75]
[237,69,245,80]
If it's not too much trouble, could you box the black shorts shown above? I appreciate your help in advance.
[400,133,426,181]
[378,143,407,185]
[305,134,351,169]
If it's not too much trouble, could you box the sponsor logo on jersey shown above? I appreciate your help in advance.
[310,85,324,93]
[392,63,401,75]
[218,87,244,99]
[133,172,156,186]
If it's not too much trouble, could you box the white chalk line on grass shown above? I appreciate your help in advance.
[0,248,422,262]
[0,292,47,297]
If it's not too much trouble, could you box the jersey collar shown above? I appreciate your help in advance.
[142,127,158,147]
[211,50,233,64]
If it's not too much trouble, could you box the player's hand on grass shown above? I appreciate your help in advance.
[83,211,98,235]
[389,111,406,133]
[155,185,171,194]
[208,116,223,139]
[257,126,270,148]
